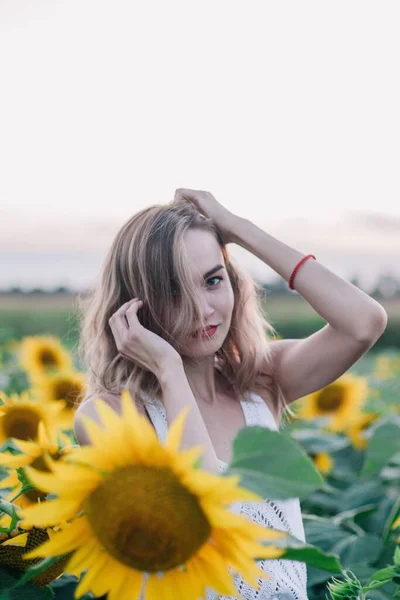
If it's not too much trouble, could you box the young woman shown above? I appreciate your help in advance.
[74,188,387,599]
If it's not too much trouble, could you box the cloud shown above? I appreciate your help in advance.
[0,213,123,252]
[265,211,400,257]
[345,210,400,234]
[2,209,399,257]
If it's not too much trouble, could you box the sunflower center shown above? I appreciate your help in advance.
[24,453,62,503]
[39,350,59,367]
[316,386,343,412]
[2,408,41,441]
[24,487,48,503]
[83,465,211,572]
[54,381,83,408]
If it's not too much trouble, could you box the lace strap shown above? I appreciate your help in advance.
[241,392,278,431]
[142,396,168,444]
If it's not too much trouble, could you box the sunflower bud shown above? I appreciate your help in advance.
[326,570,365,600]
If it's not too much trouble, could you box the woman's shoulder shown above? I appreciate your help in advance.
[76,387,147,421]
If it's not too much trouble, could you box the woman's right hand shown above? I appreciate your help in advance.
[108,298,182,378]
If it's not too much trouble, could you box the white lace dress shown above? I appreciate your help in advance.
[140,389,309,600]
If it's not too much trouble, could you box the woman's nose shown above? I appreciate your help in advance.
[201,298,215,319]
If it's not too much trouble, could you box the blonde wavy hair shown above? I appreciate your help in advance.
[74,199,293,423]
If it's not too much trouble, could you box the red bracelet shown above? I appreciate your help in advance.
[288,254,316,290]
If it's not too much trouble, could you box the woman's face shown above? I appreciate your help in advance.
[177,228,235,357]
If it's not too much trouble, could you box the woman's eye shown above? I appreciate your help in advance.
[207,276,223,287]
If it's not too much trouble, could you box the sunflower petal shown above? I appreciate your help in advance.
[0,470,19,489]
[76,414,108,446]
[86,555,129,597]
[23,517,90,559]
[144,573,168,600]
[37,420,53,449]
[19,497,82,528]
[184,563,209,600]
[40,455,104,485]
[93,399,122,431]
[64,537,99,575]
[116,570,145,600]
[194,543,238,596]
[9,438,40,456]
[23,464,100,497]
[74,550,109,598]
[0,453,33,468]
[1,532,29,547]
[120,390,160,451]
[165,405,191,453]
[64,446,114,472]
[160,567,196,600]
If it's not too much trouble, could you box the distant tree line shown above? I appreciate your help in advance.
[262,273,400,300]
[1,272,399,300]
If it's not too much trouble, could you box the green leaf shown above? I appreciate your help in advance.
[360,421,400,480]
[227,426,324,500]
[8,469,36,503]
[257,532,342,573]
[13,556,68,589]
[394,546,400,567]
[365,566,398,586]
[331,534,383,569]
[303,515,350,553]
[337,479,383,512]
[332,503,378,526]
[380,491,400,544]
[0,440,23,455]
[0,499,23,528]
[0,565,54,599]
[291,428,349,454]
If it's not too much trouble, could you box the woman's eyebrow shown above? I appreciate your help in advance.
[203,264,224,279]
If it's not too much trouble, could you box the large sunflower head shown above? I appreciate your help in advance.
[294,374,369,433]
[18,390,286,600]
[30,369,87,428]
[17,336,74,381]
[0,391,65,447]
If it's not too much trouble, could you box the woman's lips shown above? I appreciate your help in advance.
[192,325,219,338]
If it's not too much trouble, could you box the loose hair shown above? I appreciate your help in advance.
[73,199,294,425]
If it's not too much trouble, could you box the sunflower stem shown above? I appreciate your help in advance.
[0,498,23,530]
[8,486,31,503]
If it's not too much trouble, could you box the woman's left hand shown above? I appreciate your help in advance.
[174,188,239,244]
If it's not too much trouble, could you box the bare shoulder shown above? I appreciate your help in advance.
[74,389,150,446]
[73,391,117,445]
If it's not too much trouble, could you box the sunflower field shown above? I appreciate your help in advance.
[0,333,399,600]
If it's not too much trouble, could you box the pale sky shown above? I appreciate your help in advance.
[0,1,399,291]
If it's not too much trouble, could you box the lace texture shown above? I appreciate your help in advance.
[141,390,308,600]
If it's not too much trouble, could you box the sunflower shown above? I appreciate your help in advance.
[0,421,73,507]
[18,390,286,600]
[17,335,74,381]
[294,374,369,433]
[31,369,87,428]
[0,390,66,447]
[311,452,333,475]
[344,411,380,450]
[0,511,72,586]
